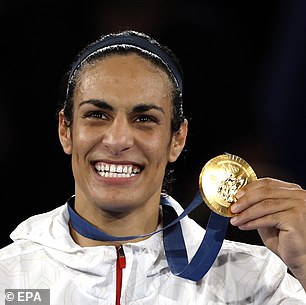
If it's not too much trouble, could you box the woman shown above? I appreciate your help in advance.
[1,30,305,304]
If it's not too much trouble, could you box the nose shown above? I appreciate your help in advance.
[102,117,134,155]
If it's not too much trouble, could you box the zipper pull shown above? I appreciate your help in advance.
[117,245,126,269]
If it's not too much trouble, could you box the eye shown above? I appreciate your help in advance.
[83,111,108,120]
[135,114,158,123]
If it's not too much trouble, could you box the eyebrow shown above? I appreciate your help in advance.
[78,99,165,114]
[79,99,113,111]
[132,103,165,114]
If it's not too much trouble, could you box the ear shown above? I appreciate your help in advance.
[168,119,188,162]
[58,110,72,155]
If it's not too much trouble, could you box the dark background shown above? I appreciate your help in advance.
[1,0,306,248]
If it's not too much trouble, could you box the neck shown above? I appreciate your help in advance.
[69,196,162,247]
[69,223,155,247]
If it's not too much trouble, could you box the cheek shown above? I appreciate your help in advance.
[71,126,97,155]
[143,134,172,163]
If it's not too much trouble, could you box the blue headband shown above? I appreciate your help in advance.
[67,34,183,93]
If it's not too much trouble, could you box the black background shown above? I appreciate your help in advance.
[1,0,306,248]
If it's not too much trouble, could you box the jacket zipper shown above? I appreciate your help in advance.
[116,245,126,305]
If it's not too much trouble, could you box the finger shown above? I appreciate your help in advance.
[232,179,305,214]
[237,177,302,196]
[230,197,296,228]
[231,198,306,230]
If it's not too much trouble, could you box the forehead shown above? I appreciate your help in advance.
[75,54,174,104]
[78,53,171,84]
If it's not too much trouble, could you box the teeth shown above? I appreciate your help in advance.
[132,168,140,174]
[95,162,141,178]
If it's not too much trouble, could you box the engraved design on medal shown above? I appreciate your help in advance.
[217,174,246,207]
[199,153,257,217]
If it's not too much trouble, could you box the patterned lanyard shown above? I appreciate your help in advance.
[67,191,229,281]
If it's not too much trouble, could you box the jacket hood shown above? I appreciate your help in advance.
[10,204,79,252]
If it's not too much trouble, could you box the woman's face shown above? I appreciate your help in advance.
[59,53,187,215]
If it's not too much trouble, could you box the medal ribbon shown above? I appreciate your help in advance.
[67,191,229,281]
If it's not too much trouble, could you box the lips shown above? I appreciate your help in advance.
[94,161,141,178]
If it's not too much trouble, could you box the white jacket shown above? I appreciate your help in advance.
[0,196,305,304]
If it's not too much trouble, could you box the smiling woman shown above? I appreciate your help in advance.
[58,42,187,222]
[0,30,306,305]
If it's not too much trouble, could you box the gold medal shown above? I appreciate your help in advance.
[199,153,257,217]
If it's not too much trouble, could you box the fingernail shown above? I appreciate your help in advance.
[231,203,239,213]
[230,216,239,225]
[236,190,245,199]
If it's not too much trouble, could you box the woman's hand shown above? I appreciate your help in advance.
[230,178,306,289]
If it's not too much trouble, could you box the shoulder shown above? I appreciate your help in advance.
[205,239,306,302]
[9,204,68,241]
[0,239,43,262]
[0,203,70,260]
[217,238,286,272]
[213,238,288,287]
[221,238,272,258]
